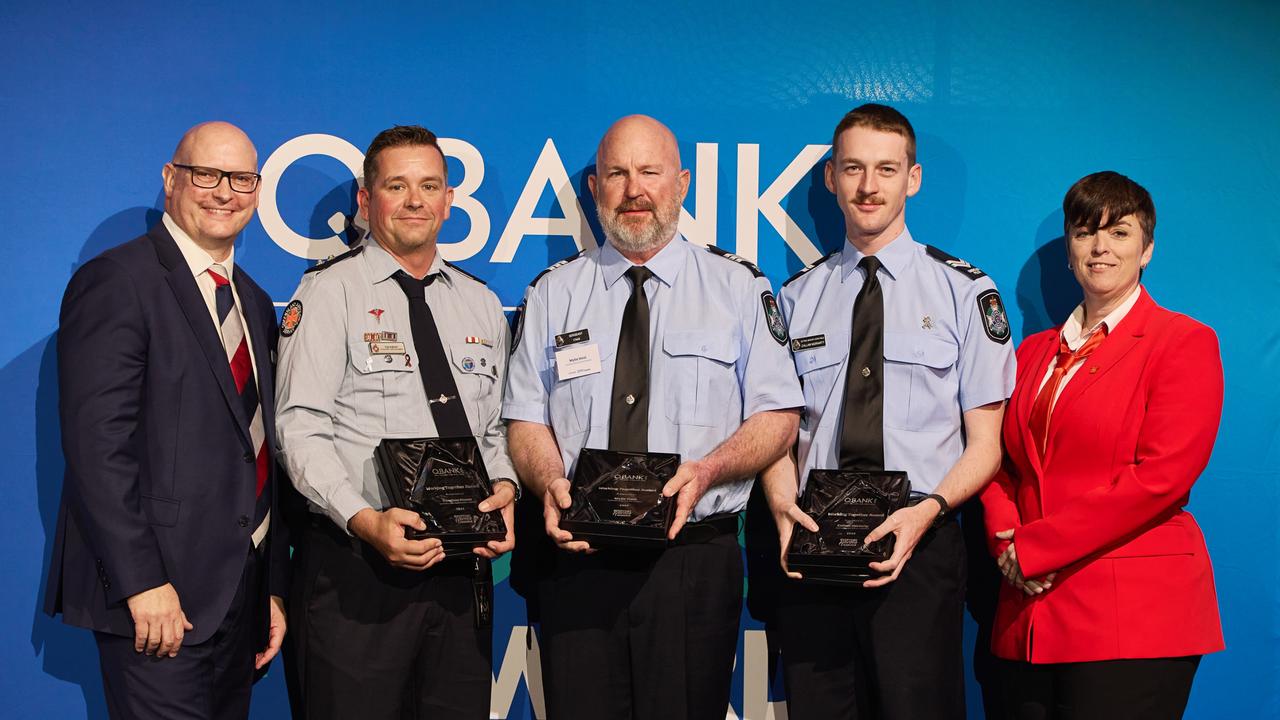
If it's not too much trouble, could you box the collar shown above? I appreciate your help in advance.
[363,237,452,286]
[840,226,914,283]
[1061,284,1143,349]
[600,231,687,290]
[163,212,235,278]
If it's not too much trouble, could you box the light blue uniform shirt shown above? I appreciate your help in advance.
[503,235,804,521]
[778,228,1016,495]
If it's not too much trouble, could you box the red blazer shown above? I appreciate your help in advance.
[980,288,1224,663]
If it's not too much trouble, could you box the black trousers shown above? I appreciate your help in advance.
[776,519,967,720]
[998,656,1201,720]
[293,520,490,720]
[537,533,743,720]
[96,547,263,720]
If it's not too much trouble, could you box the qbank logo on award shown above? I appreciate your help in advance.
[257,133,835,266]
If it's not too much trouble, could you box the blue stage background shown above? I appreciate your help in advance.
[3,2,1276,717]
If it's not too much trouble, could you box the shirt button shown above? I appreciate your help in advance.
[624,394,636,405]
[238,516,250,527]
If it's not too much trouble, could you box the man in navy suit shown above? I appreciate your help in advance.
[44,121,288,719]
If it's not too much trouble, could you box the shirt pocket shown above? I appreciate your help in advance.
[883,331,959,431]
[792,343,845,433]
[549,340,611,440]
[347,341,421,434]
[662,330,740,427]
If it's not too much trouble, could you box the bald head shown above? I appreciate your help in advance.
[589,115,689,258]
[163,121,260,258]
[595,114,681,172]
[172,121,258,167]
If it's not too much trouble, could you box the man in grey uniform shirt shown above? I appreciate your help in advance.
[275,125,517,719]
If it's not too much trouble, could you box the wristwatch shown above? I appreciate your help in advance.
[923,493,950,528]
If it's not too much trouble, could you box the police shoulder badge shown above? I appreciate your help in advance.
[280,300,303,336]
[976,289,1010,344]
[761,291,788,345]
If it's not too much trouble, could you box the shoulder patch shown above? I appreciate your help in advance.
[279,300,303,336]
[925,245,987,280]
[977,289,1011,344]
[443,260,486,285]
[303,244,363,274]
[528,250,587,287]
[705,245,765,278]
[761,291,788,345]
[782,251,838,288]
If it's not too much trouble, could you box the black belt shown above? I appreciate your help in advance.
[670,513,740,546]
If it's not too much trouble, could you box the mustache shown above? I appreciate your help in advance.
[853,194,885,205]
[614,200,656,214]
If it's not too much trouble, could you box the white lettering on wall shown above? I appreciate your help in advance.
[258,133,364,260]
[735,143,829,265]
[490,139,597,263]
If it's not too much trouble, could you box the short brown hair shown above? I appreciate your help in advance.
[831,104,917,166]
[1062,171,1155,245]
[363,125,447,187]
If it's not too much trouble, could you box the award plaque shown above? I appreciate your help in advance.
[785,469,911,585]
[560,448,680,548]
[373,437,507,552]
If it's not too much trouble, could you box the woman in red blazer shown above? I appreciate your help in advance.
[980,172,1224,720]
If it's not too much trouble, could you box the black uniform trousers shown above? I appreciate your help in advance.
[537,532,742,720]
[96,546,264,720]
[293,519,490,720]
[997,655,1201,720]
[776,519,967,720]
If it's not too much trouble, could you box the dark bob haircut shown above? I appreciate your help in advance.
[1062,171,1155,245]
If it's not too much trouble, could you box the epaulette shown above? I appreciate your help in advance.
[528,250,586,287]
[782,250,838,288]
[303,244,363,274]
[705,244,764,278]
[925,245,987,280]
[443,260,486,285]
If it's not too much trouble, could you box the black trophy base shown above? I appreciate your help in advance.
[785,469,910,586]
[561,448,680,550]
[374,437,507,551]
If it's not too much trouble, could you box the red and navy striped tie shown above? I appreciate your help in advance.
[208,265,270,547]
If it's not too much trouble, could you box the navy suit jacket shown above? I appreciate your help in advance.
[45,224,288,645]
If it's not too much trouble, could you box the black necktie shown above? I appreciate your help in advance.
[838,256,885,471]
[392,271,472,438]
[609,266,653,452]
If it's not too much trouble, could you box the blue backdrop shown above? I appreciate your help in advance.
[3,2,1276,717]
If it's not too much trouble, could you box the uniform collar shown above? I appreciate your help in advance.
[163,212,235,279]
[840,225,914,283]
[600,231,687,290]
[363,237,453,287]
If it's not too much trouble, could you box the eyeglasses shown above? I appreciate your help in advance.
[172,164,262,193]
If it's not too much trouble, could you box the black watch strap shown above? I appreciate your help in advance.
[924,493,950,526]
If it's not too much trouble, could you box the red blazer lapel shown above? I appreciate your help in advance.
[1044,289,1155,456]
[1017,332,1059,481]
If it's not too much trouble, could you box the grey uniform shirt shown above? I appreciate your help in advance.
[275,239,516,532]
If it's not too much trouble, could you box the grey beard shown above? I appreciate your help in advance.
[598,205,680,254]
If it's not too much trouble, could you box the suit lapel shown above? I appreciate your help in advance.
[1045,290,1155,450]
[150,225,253,444]
[1019,332,1058,480]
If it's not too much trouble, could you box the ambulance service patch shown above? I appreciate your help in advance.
[280,300,303,337]
[762,291,788,345]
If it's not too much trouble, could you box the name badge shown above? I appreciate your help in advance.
[555,329,591,348]
[370,341,407,355]
[791,334,826,351]
[555,343,602,381]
